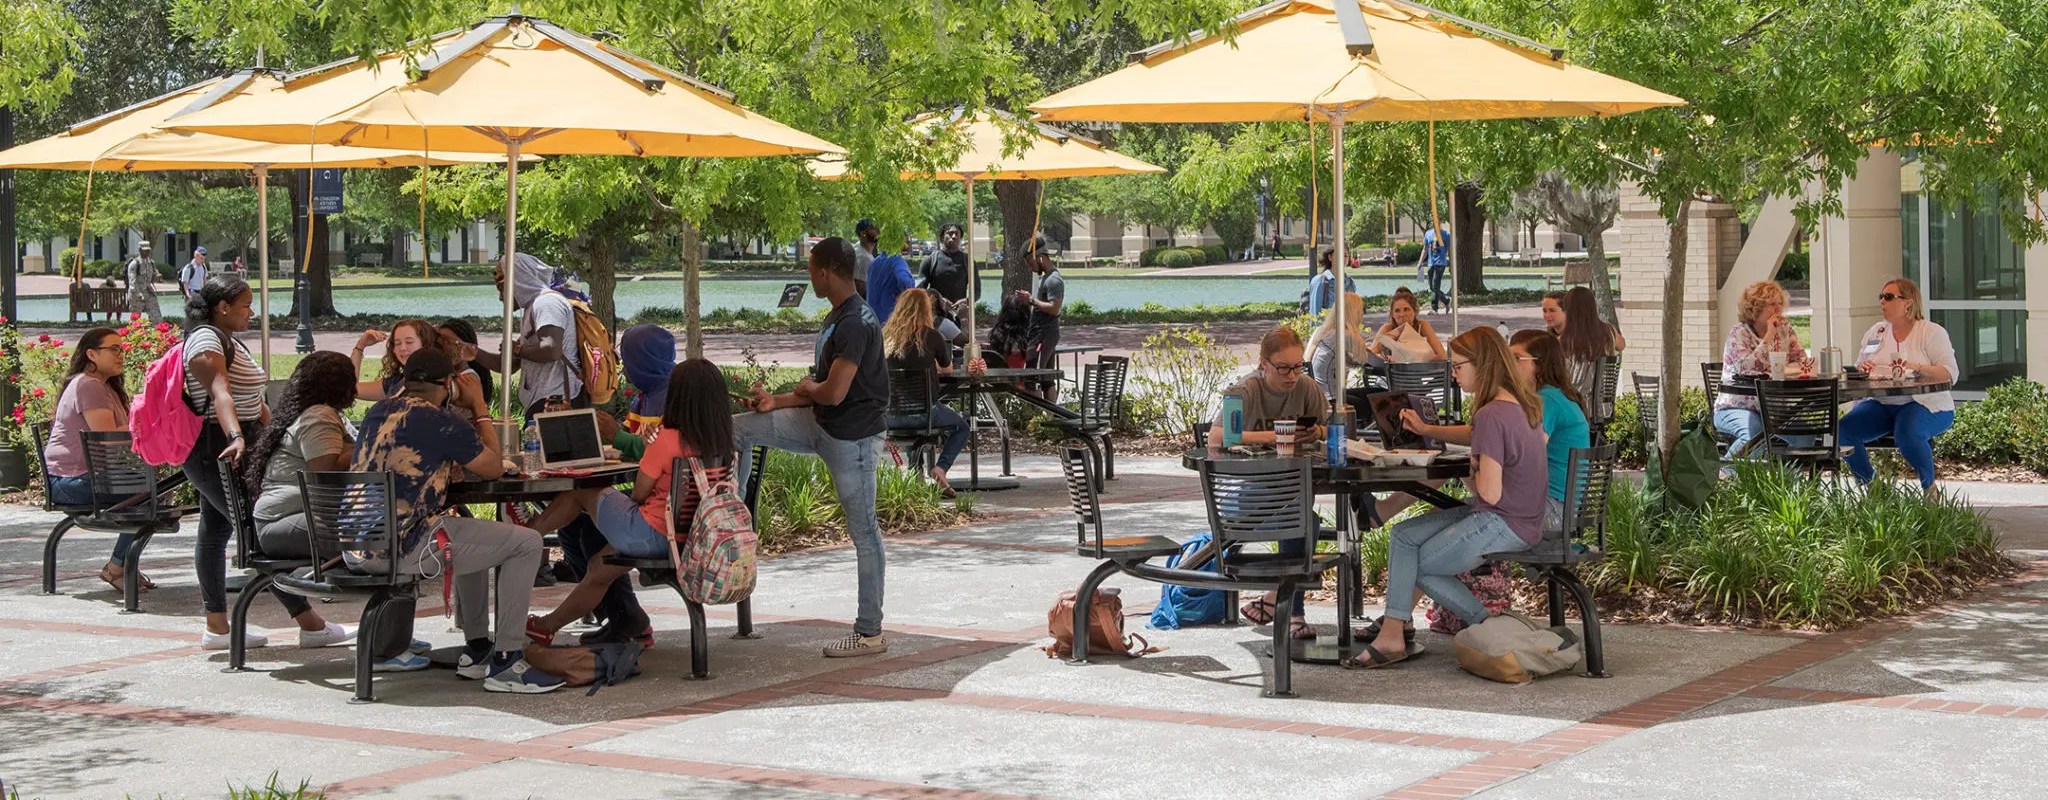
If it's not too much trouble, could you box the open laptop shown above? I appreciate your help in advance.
[534,409,611,470]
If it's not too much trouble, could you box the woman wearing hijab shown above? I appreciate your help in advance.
[617,324,678,461]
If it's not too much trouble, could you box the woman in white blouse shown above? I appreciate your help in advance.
[1841,278,1957,491]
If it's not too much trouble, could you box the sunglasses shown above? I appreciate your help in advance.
[1878,292,1902,302]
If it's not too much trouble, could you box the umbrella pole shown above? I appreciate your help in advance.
[255,165,270,372]
[1329,113,1348,419]
[500,139,521,441]
[963,176,977,355]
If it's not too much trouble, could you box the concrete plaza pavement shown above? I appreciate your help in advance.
[1,454,2043,799]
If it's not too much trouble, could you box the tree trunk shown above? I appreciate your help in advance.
[284,171,337,317]
[386,227,408,272]
[1658,198,1691,464]
[1453,181,1487,294]
[1585,229,1616,325]
[993,179,1040,299]
[583,233,618,332]
[681,220,704,360]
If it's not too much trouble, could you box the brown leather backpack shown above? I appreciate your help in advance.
[1044,587,1159,658]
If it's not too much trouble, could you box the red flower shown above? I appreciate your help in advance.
[130,312,143,321]
[30,388,45,399]
[36,334,49,343]
[155,322,172,333]
[118,327,131,335]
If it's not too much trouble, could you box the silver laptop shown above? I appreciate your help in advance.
[534,409,609,470]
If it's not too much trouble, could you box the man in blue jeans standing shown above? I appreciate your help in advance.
[737,237,890,658]
[1421,225,1450,313]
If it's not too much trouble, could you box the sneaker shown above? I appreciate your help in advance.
[408,638,433,655]
[200,628,269,651]
[372,652,431,672]
[532,567,558,588]
[483,653,566,694]
[525,615,556,646]
[822,633,887,659]
[454,642,494,680]
[297,622,355,649]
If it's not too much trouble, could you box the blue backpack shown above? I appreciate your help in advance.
[1149,533,1226,630]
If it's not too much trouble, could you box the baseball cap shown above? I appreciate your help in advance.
[401,349,461,383]
[193,246,208,255]
[855,219,878,234]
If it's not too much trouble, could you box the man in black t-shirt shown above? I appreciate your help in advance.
[920,222,972,344]
[1016,235,1066,402]
[736,237,890,659]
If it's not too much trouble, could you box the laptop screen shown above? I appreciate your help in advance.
[536,410,604,466]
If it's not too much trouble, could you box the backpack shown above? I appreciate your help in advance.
[1452,611,1583,684]
[1044,587,1159,658]
[1149,534,1224,631]
[560,295,619,406]
[521,641,643,695]
[128,328,208,466]
[670,457,757,605]
[1426,563,1514,635]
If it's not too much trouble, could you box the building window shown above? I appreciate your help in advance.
[1926,194,2024,302]
[1930,309,2027,391]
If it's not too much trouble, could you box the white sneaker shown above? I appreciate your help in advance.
[200,628,269,651]
[297,622,355,649]
[822,633,887,658]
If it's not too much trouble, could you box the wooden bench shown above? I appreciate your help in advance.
[68,284,127,323]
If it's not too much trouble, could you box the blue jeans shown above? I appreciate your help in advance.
[1713,407,1815,457]
[1425,264,1448,311]
[886,404,970,471]
[735,408,885,637]
[1840,400,1955,488]
[47,475,138,563]
[1384,506,1528,625]
[558,515,641,626]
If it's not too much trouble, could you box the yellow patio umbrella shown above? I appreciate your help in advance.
[165,15,843,421]
[1032,0,1684,386]
[810,109,1163,353]
[0,69,517,368]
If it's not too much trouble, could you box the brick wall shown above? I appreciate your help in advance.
[1614,182,1740,387]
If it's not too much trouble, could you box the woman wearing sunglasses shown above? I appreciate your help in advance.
[1215,326,1328,639]
[1842,279,1956,493]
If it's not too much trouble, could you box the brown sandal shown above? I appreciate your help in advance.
[1288,620,1318,640]
[100,564,155,593]
[1239,598,1277,625]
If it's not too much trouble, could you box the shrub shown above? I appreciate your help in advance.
[1395,242,1424,263]
[1127,326,1242,437]
[1199,244,1229,264]
[1157,249,1195,269]
[1281,244,1305,258]
[1586,462,2008,627]
[1776,251,1810,283]
[1138,245,1170,267]
[1936,378,2048,472]
[1604,386,1711,466]
[1177,246,1208,267]
[753,449,972,550]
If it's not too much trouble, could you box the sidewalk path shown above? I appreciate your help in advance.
[0,456,2042,799]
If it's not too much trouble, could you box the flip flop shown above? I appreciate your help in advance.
[1239,598,1278,625]
[1289,620,1318,640]
[100,564,155,593]
[1342,643,1416,670]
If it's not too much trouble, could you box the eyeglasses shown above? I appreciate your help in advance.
[1878,292,1901,302]
[88,345,122,353]
[1514,355,1537,363]
[1267,361,1306,375]
[1451,358,1474,370]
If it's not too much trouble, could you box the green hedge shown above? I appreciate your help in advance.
[1936,378,2048,473]
[1604,388,1712,466]
[1157,249,1194,269]
[1395,242,1424,263]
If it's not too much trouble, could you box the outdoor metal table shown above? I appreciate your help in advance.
[938,368,1073,491]
[1181,446,1472,664]
[1714,375,1953,400]
[1052,344,1106,384]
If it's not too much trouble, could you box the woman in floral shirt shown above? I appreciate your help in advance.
[1713,280,1810,456]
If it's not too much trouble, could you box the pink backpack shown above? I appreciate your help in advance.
[668,457,757,605]
[128,329,206,466]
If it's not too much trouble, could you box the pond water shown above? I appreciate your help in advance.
[18,273,1549,322]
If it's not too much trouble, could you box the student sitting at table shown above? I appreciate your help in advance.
[986,292,1035,370]
[1217,326,1328,640]
[42,327,150,592]
[1354,328,1547,669]
[350,318,457,401]
[616,323,678,458]
[1509,330,1590,531]
[1307,293,1370,405]
[1842,278,1957,494]
[353,349,565,693]
[520,359,736,648]
[436,317,495,408]
[1713,280,1811,457]
[1555,286,1625,413]
[883,288,970,498]
[1371,289,1446,364]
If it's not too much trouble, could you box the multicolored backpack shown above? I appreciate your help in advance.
[669,457,757,605]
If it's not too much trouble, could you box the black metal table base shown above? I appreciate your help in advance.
[957,475,1021,492]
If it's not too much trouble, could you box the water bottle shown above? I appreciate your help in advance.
[1326,414,1348,466]
[521,422,543,473]
[1220,390,1245,447]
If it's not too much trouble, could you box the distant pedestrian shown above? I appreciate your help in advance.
[1016,235,1065,402]
[858,219,915,324]
[124,242,159,319]
[920,222,973,345]
[1420,226,1450,313]
[179,246,211,298]
[1306,247,1357,319]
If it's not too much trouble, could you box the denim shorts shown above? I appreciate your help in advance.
[594,489,671,559]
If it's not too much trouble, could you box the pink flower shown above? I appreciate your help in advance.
[155,322,171,333]
[130,312,142,321]
[118,327,131,335]
[30,388,44,399]
[119,343,133,352]
[36,334,48,343]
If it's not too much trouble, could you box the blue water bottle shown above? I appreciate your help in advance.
[1220,390,1245,446]
[1326,414,1348,466]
